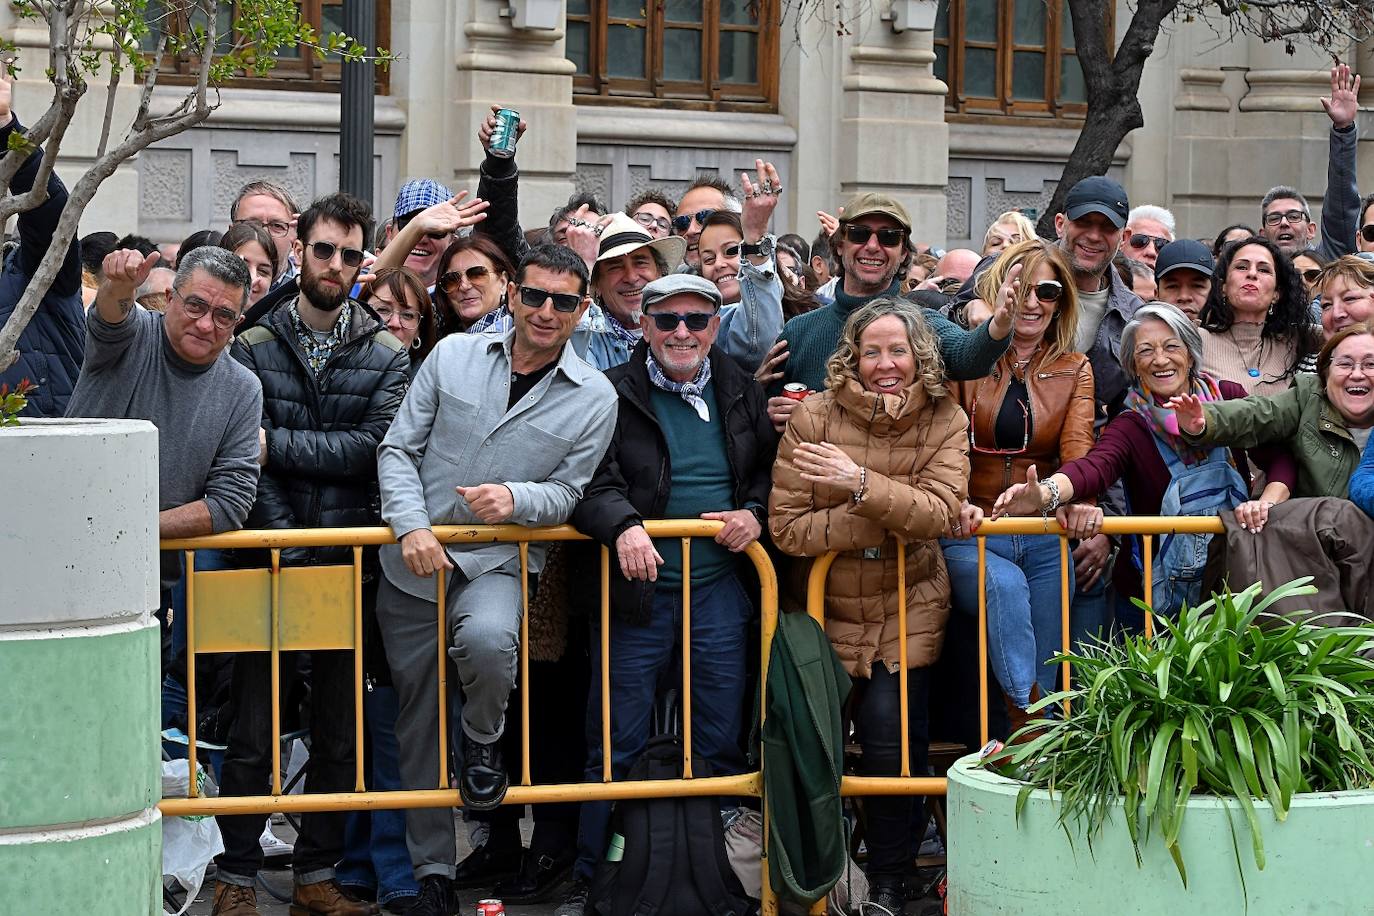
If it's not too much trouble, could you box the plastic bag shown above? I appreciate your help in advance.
[160,760,223,916]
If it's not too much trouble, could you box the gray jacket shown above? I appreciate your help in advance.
[377,329,618,599]
[1311,124,1360,262]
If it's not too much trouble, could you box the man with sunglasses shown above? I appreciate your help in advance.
[374,244,617,916]
[1118,205,1175,272]
[1258,63,1361,261]
[559,272,775,916]
[211,191,409,916]
[383,177,463,288]
[672,176,743,269]
[768,192,1014,434]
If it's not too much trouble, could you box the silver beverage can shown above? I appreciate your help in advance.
[488,108,521,158]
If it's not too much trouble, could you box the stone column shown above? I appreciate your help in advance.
[0,419,161,913]
[834,10,950,245]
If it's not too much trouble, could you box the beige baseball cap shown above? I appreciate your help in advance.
[840,192,912,232]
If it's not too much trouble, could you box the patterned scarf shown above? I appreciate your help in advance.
[646,352,712,422]
[290,299,352,377]
[1125,371,1225,466]
[605,312,642,347]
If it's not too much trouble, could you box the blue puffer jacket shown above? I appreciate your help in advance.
[0,115,85,417]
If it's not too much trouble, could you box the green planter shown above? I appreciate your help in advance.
[948,754,1374,914]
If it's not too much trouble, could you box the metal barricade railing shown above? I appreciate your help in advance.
[802,514,1227,809]
[156,520,778,899]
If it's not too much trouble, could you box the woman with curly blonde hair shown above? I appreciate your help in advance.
[769,297,969,912]
[943,238,1095,735]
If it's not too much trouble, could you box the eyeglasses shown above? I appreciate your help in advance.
[234,218,292,239]
[841,224,907,248]
[1360,224,1374,243]
[969,396,1031,456]
[1331,357,1374,374]
[172,288,242,330]
[1134,341,1187,361]
[1262,209,1309,227]
[1031,280,1064,303]
[1301,268,1322,284]
[518,285,582,313]
[647,311,714,332]
[307,240,365,268]
[438,265,494,293]
[671,209,716,234]
[1128,234,1170,251]
[372,303,422,328]
[633,211,672,234]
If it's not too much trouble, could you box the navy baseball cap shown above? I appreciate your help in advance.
[1154,239,1215,281]
[1063,176,1129,229]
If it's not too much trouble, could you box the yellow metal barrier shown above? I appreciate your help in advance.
[802,514,1226,805]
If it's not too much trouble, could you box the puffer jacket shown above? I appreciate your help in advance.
[769,377,970,677]
[949,349,1095,512]
[231,296,411,565]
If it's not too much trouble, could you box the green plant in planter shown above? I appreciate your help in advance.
[987,577,1374,888]
[0,378,32,425]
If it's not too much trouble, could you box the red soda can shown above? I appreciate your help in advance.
[782,382,811,402]
[476,901,505,916]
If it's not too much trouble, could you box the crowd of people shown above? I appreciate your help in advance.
[9,64,1374,916]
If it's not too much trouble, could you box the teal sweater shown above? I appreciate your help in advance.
[775,280,1009,392]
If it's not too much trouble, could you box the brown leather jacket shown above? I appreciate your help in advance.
[769,378,970,677]
[949,349,1096,513]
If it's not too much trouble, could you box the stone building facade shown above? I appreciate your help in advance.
[4,1,1370,252]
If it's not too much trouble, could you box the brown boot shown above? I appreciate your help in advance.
[1001,683,1045,744]
[210,881,260,916]
[290,878,380,916]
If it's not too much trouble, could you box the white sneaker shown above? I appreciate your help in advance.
[259,821,294,865]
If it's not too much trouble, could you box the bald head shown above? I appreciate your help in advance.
[936,248,981,284]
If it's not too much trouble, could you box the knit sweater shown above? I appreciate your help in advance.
[773,279,1009,393]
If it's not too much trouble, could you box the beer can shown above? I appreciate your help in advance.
[488,108,521,158]
[475,900,505,916]
[782,382,811,402]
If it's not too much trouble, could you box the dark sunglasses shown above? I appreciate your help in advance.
[1128,234,1169,251]
[648,311,714,332]
[671,209,716,234]
[518,285,582,313]
[1301,268,1322,283]
[1360,224,1374,243]
[841,224,907,248]
[1031,280,1064,302]
[308,240,365,268]
[438,265,494,293]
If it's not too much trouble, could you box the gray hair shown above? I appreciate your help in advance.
[1260,185,1310,221]
[1127,204,1176,236]
[174,246,253,310]
[1119,301,1203,385]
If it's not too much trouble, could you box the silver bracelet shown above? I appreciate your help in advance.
[1041,478,1061,516]
[852,466,868,504]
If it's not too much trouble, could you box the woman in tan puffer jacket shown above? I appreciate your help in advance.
[769,297,969,901]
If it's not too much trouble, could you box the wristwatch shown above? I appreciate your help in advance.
[741,236,775,259]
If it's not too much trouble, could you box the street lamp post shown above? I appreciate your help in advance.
[339,0,376,209]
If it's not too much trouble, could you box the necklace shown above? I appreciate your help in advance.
[1227,327,1265,379]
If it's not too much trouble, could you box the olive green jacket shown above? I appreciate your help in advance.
[1187,373,1360,498]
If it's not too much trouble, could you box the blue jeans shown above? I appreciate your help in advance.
[572,573,751,881]
[338,685,420,907]
[1072,557,1114,649]
[942,535,1069,708]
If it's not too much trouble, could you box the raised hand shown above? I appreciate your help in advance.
[478,103,528,154]
[754,339,789,386]
[991,463,1042,519]
[564,204,607,269]
[817,209,840,238]
[97,249,161,321]
[1322,62,1360,130]
[1164,393,1206,436]
[987,261,1022,341]
[410,192,489,239]
[740,159,782,244]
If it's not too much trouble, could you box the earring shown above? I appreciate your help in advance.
[411,336,421,350]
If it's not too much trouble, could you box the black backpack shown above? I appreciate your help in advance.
[592,733,754,916]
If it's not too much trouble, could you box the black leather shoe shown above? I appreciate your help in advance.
[453,838,522,890]
[867,876,907,915]
[460,734,509,811]
[407,875,455,916]
[493,849,576,904]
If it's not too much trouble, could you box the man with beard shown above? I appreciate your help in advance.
[210,192,410,916]
[1259,63,1360,262]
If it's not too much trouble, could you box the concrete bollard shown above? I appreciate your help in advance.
[0,418,161,913]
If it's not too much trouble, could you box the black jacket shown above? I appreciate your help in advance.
[572,342,778,623]
[231,296,410,565]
